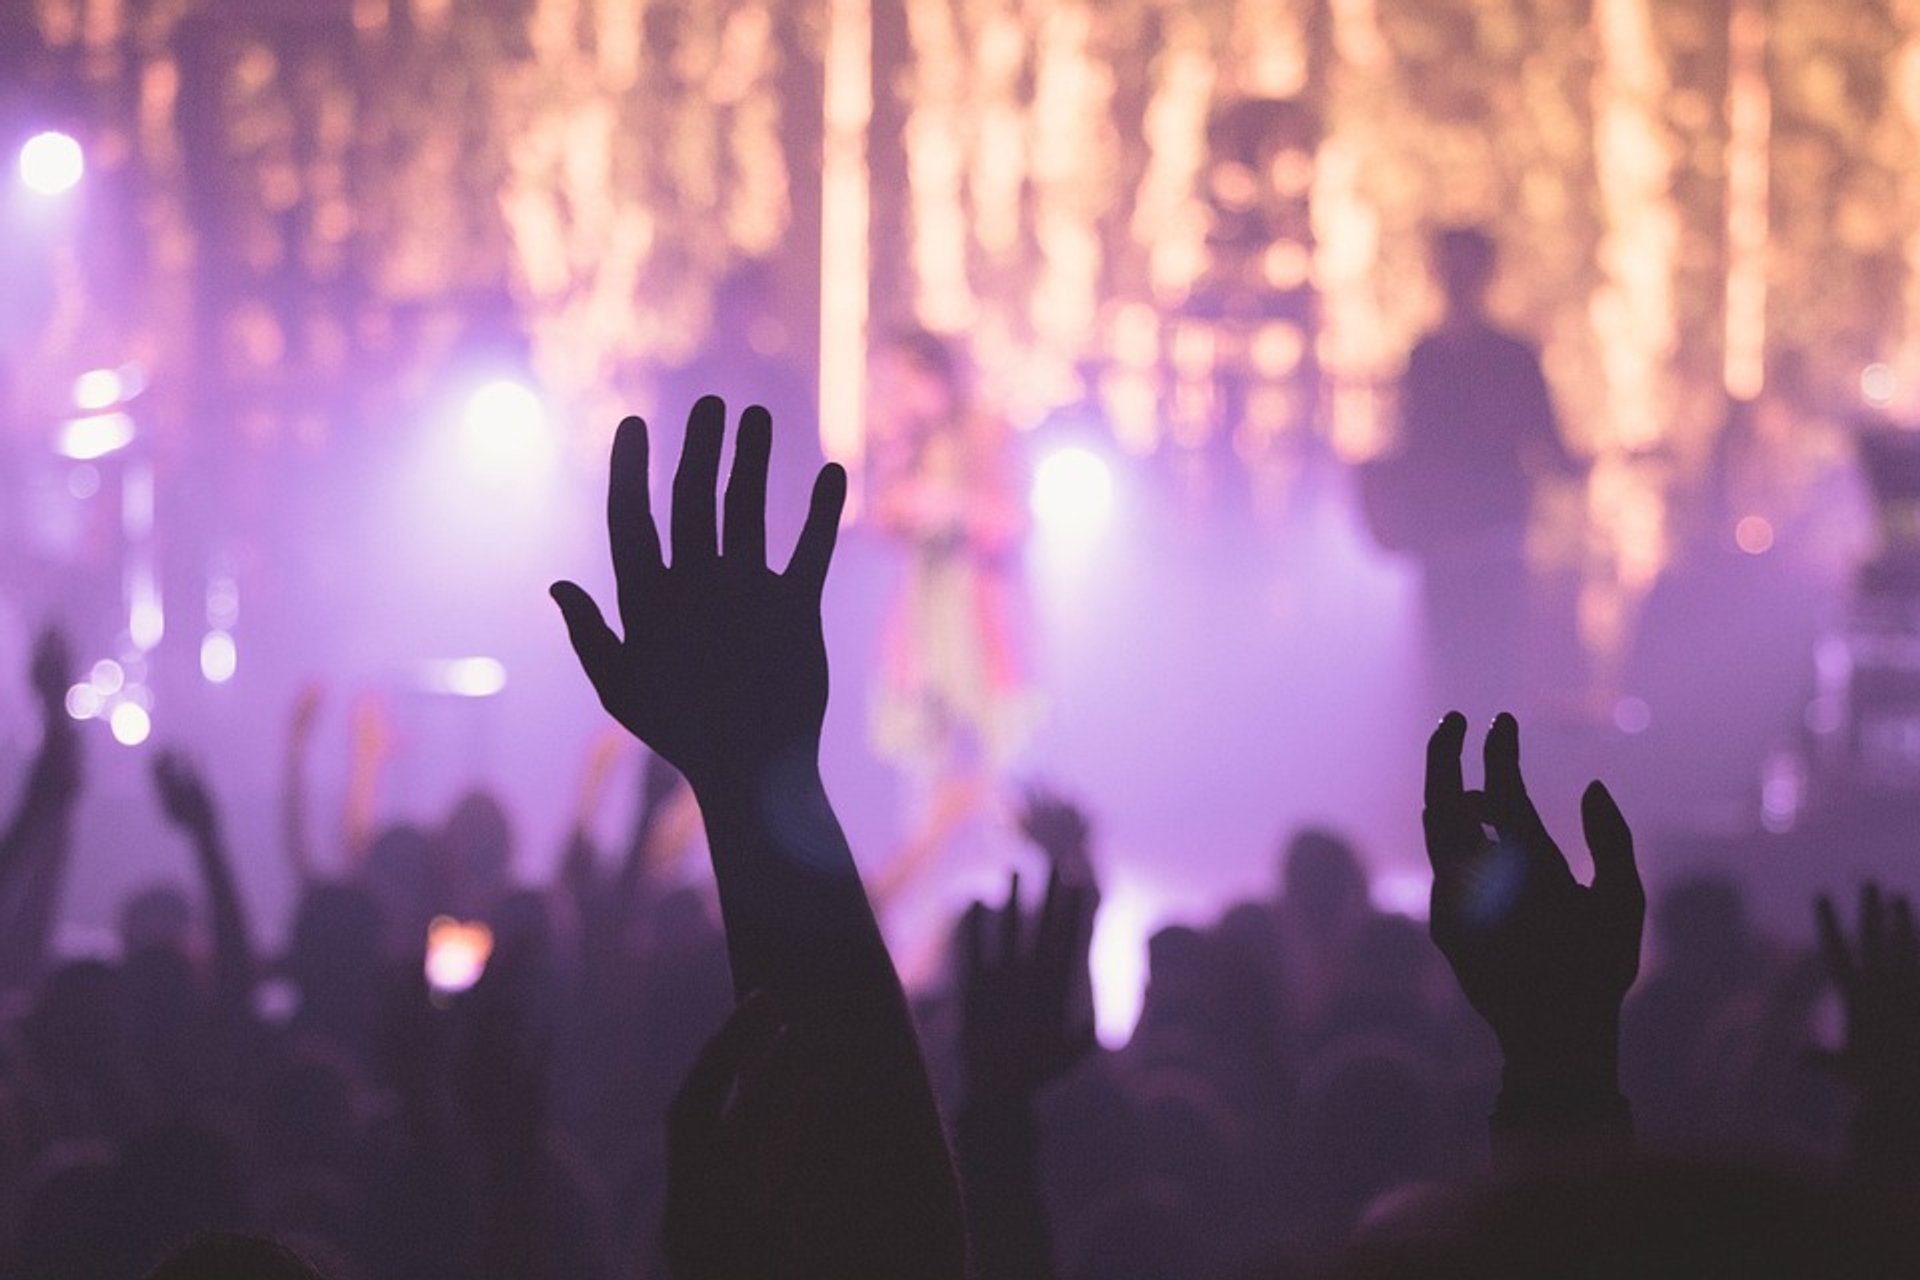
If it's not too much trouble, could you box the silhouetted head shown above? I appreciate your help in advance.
[119,882,196,956]
[357,824,439,957]
[440,790,514,914]
[1280,827,1369,927]
[119,1121,248,1265]
[18,1151,133,1280]
[1432,225,1497,318]
[25,960,124,1074]
[144,1232,332,1280]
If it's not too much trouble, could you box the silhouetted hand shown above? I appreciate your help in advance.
[1815,883,1920,1181]
[960,868,1097,1104]
[154,751,218,836]
[550,397,847,794]
[1424,712,1642,1144]
[22,629,81,812]
[1017,788,1094,885]
[1817,884,1920,1098]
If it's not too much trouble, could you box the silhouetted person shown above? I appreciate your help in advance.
[1398,230,1578,714]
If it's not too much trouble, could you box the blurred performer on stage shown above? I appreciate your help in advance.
[1394,226,1579,712]
[865,329,1037,910]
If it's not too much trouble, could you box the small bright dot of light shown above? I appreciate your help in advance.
[1032,446,1116,534]
[58,412,136,461]
[1612,696,1653,735]
[109,701,151,747]
[1735,515,1775,555]
[18,131,84,195]
[89,659,125,695]
[65,684,101,720]
[425,917,494,994]
[1862,363,1897,407]
[200,630,237,684]
[72,368,123,410]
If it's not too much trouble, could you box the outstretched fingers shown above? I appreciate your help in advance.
[1581,780,1642,920]
[723,405,772,568]
[672,395,726,568]
[608,416,663,635]
[1423,712,1477,873]
[786,463,848,593]
[1816,893,1857,992]
[551,581,623,696]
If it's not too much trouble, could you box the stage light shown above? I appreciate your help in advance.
[57,412,135,461]
[460,379,549,477]
[426,657,507,698]
[109,701,151,747]
[89,659,125,696]
[18,131,83,195]
[1032,445,1115,535]
[200,630,237,684]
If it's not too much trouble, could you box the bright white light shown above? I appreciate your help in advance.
[65,684,101,720]
[460,380,549,476]
[109,701,151,747]
[1088,877,1153,1047]
[425,916,494,995]
[428,657,507,698]
[72,368,124,410]
[1031,446,1115,535]
[1863,363,1898,408]
[200,630,237,683]
[57,412,135,461]
[89,659,125,695]
[130,587,164,651]
[19,131,83,196]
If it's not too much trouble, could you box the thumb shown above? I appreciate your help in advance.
[549,581,621,691]
[1582,780,1642,917]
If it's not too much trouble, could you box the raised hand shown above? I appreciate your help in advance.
[1424,712,1642,1146]
[1816,884,1920,1097]
[1815,883,1920,1182]
[960,868,1097,1104]
[1016,787,1094,882]
[154,750,218,836]
[550,396,846,793]
[29,628,71,714]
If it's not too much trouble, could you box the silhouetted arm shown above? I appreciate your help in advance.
[1816,884,1920,1186]
[154,750,256,1021]
[955,867,1096,1280]
[1423,712,1643,1166]
[551,397,964,1279]
[0,630,82,990]
[281,683,324,884]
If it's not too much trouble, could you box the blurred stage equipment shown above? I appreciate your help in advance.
[1160,97,1321,508]
[1834,421,1920,791]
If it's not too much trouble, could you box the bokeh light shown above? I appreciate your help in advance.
[200,630,238,684]
[459,379,549,478]
[18,131,83,195]
[109,701,152,747]
[1031,445,1115,536]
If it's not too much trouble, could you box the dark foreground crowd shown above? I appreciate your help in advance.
[3,398,1919,1279]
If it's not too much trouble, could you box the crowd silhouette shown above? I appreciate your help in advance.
[2,396,1918,1279]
